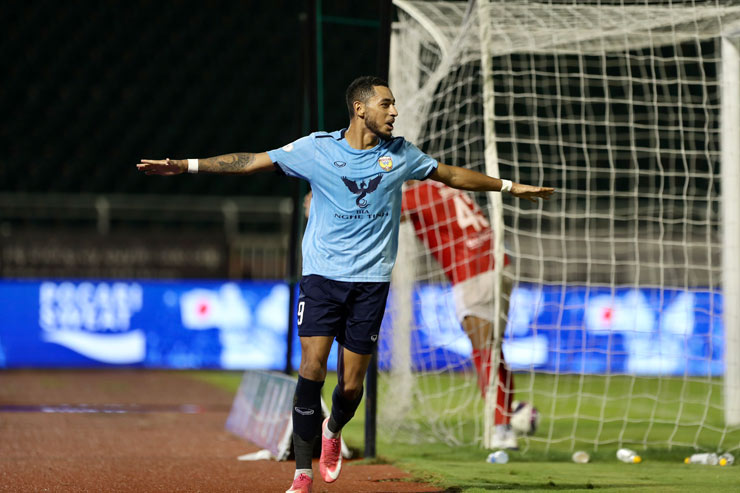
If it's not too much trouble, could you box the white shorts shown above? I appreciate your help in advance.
[452,270,512,325]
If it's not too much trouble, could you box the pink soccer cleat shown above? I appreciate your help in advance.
[319,417,342,483]
[285,473,312,493]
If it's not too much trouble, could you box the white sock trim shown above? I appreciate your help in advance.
[324,424,340,439]
[295,469,313,479]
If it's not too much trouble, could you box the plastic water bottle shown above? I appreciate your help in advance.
[719,453,734,466]
[684,453,718,465]
[572,450,590,464]
[486,450,509,464]
[616,448,642,464]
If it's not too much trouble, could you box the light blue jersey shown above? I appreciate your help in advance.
[267,129,438,282]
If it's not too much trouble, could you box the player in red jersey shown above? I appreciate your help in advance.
[402,179,518,449]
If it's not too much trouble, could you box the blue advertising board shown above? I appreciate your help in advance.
[377,283,724,377]
[0,280,724,376]
[0,280,290,369]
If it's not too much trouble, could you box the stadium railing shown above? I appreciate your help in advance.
[0,193,293,280]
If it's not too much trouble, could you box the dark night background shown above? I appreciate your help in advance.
[0,1,385,198]
[0,0,723,282]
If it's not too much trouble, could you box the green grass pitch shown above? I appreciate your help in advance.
[193,371,740,492]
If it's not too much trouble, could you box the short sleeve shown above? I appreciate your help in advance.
[267,135,315,180]
[404,141,438,181]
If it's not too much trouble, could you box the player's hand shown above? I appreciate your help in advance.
[510,183,555,203]
[136,158,185,176]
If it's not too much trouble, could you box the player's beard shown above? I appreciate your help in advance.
[366,116,392,140]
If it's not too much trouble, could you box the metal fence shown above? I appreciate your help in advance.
[0,193,294,280]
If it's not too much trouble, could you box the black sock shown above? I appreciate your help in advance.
[292,432,315,471]
[328,384,363,434]
[292,376,324,470]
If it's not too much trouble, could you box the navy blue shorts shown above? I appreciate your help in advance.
[297,274,390,355]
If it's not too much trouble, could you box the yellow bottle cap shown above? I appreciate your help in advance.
[633,456,642,463]
[684,457,690,464]
[720,458,727,466]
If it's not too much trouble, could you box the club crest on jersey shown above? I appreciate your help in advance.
[341,175,383,208]
[378,156,393,171]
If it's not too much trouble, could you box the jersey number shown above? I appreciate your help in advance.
[297,301,305,326]
[453,195,489,231]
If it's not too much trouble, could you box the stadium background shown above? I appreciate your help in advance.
[0,3,454,491]
[1,0,380,197]
[0,0,726,378]
[0,0,383,280]
[0,0,396,372]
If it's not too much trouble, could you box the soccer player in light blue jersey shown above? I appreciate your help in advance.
[138,76,554,493]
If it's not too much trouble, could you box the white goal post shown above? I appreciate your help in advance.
[722,35,740,428]
[382,0,740,453]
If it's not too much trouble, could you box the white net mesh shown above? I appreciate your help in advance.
[380,0,740,453]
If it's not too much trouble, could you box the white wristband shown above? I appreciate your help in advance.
[500,179,513,193]
[187,158,198,174]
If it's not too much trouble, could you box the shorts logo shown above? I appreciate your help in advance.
[294,407,315,416]
[282,143,294,152]
[370,334,378,342]
[378,156,393,171]
[333,161,347,168]
[341,175,383,208]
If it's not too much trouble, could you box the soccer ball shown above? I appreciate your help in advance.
[510,400,539,435]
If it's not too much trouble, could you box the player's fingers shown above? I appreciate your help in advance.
[538,188,553,198]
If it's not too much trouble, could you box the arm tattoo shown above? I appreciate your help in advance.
[201,153,255,174]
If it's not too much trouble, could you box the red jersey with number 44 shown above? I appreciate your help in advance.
[402,180,508,285]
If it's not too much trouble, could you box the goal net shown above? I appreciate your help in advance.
[380,0,740,454]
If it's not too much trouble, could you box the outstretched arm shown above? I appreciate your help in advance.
[136,152,275,176]
[429,162,554,202]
